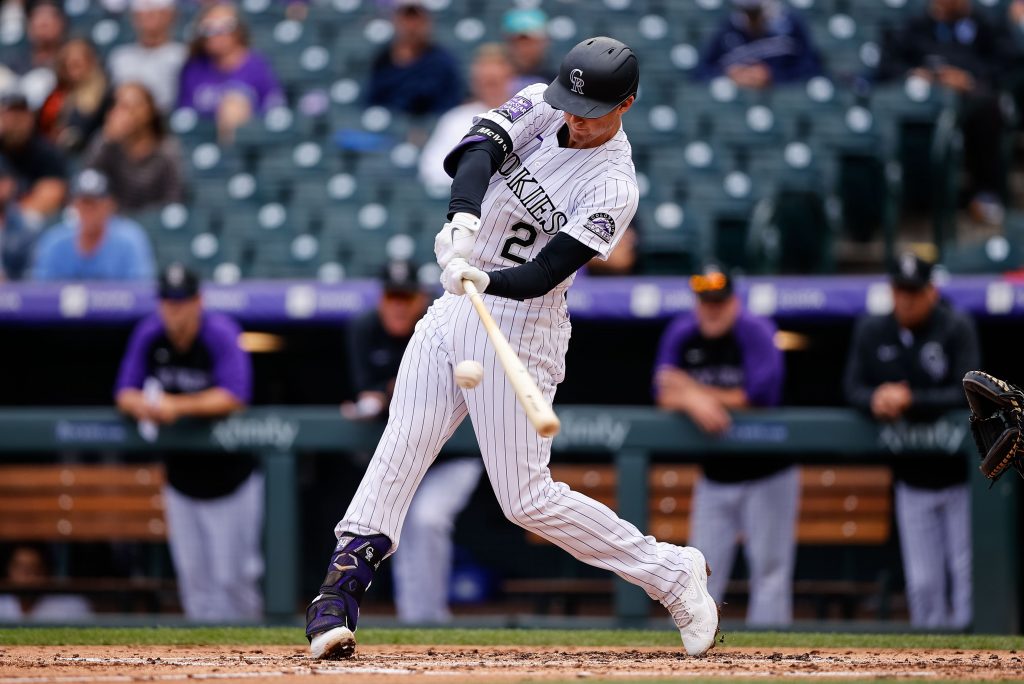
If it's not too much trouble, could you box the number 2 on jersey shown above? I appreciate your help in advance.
[500,222,538,265]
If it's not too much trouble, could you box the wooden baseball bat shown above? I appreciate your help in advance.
[462,279,561,438]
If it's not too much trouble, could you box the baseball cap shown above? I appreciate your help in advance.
[71,169,111,198]
[131,0,174,11]
[0,91,29,111]
[544,36,639,119]
[381,260,422,296]
[690,265,734,302]
[890,252,934,291]
[158,262,201,300]
[503,8,547,37]
[393,0,427,11]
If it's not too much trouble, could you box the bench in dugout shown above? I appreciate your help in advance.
[504,465,893,619]
[0,464,175,612]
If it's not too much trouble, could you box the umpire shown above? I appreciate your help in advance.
[844,253,980,629]
[115,263,260,621]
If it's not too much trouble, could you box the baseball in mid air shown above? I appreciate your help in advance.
[454,360,484,389]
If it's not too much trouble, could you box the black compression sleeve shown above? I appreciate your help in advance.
[448,148,497,218]
[486,233,599,301]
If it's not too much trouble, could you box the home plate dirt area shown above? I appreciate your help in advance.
[2,645,1023,683]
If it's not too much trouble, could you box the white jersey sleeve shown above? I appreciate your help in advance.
[560,173,639,259]
[473,83,563,153]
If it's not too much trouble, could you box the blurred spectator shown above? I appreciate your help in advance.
[502,8,554,93]
[115,263,261,622]
[7,0,64,108]
[654,266,794,626]
[178,2,284,144]
[0,155,39,281]
[366,0,462,117]
[0,91,68,221]
[37,38,113,154]
[695,0,822,89]
[844,253,980,629]
[32,168,155,280]
[0,544,94,621]
[876,0,1018,226]
[1013,0,1024,26]
[84,82,185,213]
[418,44,513,190]
[108,0,188,113]
[342,261,482,624]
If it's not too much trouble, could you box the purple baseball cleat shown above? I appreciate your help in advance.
[306,533,392,660]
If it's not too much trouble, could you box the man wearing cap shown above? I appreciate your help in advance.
[107,0,188,113]
[32,168,154,281]
[695,0,822,89]
[654,267,794,626]
[365,0,462,116]
[339,261,484,624]
[844,253,980,628]
[0,91,68,221]
[502,8,554,94]
[307,37,719,660]
[0,155,39,281]
[115,263,262,621]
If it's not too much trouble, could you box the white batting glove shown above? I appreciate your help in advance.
[440,257,490,295]
[434,212,481,269]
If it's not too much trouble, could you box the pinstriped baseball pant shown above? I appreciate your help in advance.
[337,292,698,606]
[895,482,972,628]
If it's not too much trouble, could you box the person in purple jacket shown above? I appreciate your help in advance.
[694,0,822,90]
[654,266,796,626]
[115,263,262,621]
[177,2,284,143]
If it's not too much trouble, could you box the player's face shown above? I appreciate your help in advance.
[379,291,427,337]
[159,296,203,349]
[892,285,938,330]
[563,96,634,149]
[695,296,740,339]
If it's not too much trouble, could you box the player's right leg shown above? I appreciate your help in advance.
[306,300,469,658]
[454,297,718,655]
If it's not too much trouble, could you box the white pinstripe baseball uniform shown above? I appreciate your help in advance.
[333,83,708,613]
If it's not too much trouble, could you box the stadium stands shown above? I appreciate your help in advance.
[5,0,1013,282]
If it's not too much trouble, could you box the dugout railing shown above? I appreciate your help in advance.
[0,407,1017,633]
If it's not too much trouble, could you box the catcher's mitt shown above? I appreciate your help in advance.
[963,370,1024,482]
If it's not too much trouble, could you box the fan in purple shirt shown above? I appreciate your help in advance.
[177,3,284,143]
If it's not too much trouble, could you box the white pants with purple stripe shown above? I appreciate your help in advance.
[895,481,972,629]
[338,292,699,607]
[687,467,800,626]
[163,472,264,621]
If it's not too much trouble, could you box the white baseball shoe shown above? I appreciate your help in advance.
[665,546,719,656]
[309,626,356,660]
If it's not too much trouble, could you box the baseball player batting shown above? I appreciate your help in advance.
[305,37,719,659]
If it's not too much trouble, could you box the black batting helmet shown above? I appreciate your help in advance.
[543,36,639,119]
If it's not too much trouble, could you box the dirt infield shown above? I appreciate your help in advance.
[1,644,1023,683]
